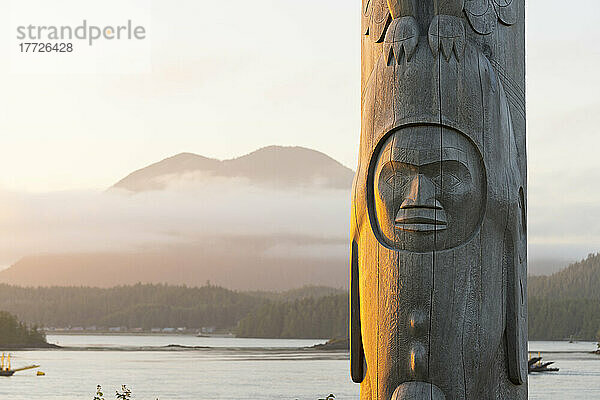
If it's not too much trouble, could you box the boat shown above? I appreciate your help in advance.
[0,353,40,377]
[528,352,559,373]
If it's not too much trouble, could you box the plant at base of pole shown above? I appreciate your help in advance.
[116,385,132,400]
[93,385,105,400]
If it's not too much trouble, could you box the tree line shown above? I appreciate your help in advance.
[0,283,267,330]
[0,283,343,332]
[1,254,599,340]
[235,294,348,339]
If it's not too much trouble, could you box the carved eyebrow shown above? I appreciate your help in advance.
[386,146,467,166]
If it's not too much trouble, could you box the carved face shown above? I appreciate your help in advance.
[372,125,486,252]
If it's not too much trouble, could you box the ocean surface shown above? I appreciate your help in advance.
[0,335,598,399]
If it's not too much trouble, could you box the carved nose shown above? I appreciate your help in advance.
[400,174,442,210]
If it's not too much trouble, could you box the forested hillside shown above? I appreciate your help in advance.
[0,284,344,332]
[528,253,600,340]
[529,253,600,299]
[246,286,346,302]
[0,284,267,329]
[236,295,348,339]
[528,298,600,340]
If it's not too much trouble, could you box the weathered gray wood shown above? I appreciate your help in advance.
[351,0,527,398]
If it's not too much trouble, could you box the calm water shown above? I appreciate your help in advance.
[0,335,598,399]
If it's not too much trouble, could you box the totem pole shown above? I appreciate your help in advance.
[350,0,527,399]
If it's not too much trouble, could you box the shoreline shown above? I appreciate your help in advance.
[8,344,347,353]
[46,331,233,337]
[0,342,60,350]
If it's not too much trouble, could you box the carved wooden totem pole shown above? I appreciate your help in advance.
[350,0,527,399]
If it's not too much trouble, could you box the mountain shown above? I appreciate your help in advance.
[111,146,354,192]
[112,153,221,192]
[0,145,354,290]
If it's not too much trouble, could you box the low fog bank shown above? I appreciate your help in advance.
[528,168,600,274]
[0,178,350,288]
[0,170,597,285]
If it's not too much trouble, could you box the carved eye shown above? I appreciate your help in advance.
[426,160,471,192]
[379,162,414,191]
[385,173,396,186]
[385,173,411,191]
[431,172,462,190]
[444,173,462,190]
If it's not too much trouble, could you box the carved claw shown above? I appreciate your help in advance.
[384,16,419,64]
[464,0,516,35]
[428,15,466,62]
[492,0,517,25]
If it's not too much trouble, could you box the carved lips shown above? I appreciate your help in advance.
[394,207,448,232]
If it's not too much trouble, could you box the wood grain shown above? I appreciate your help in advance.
[353,1,526,398]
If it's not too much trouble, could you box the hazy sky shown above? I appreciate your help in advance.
[0,0,598,265]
